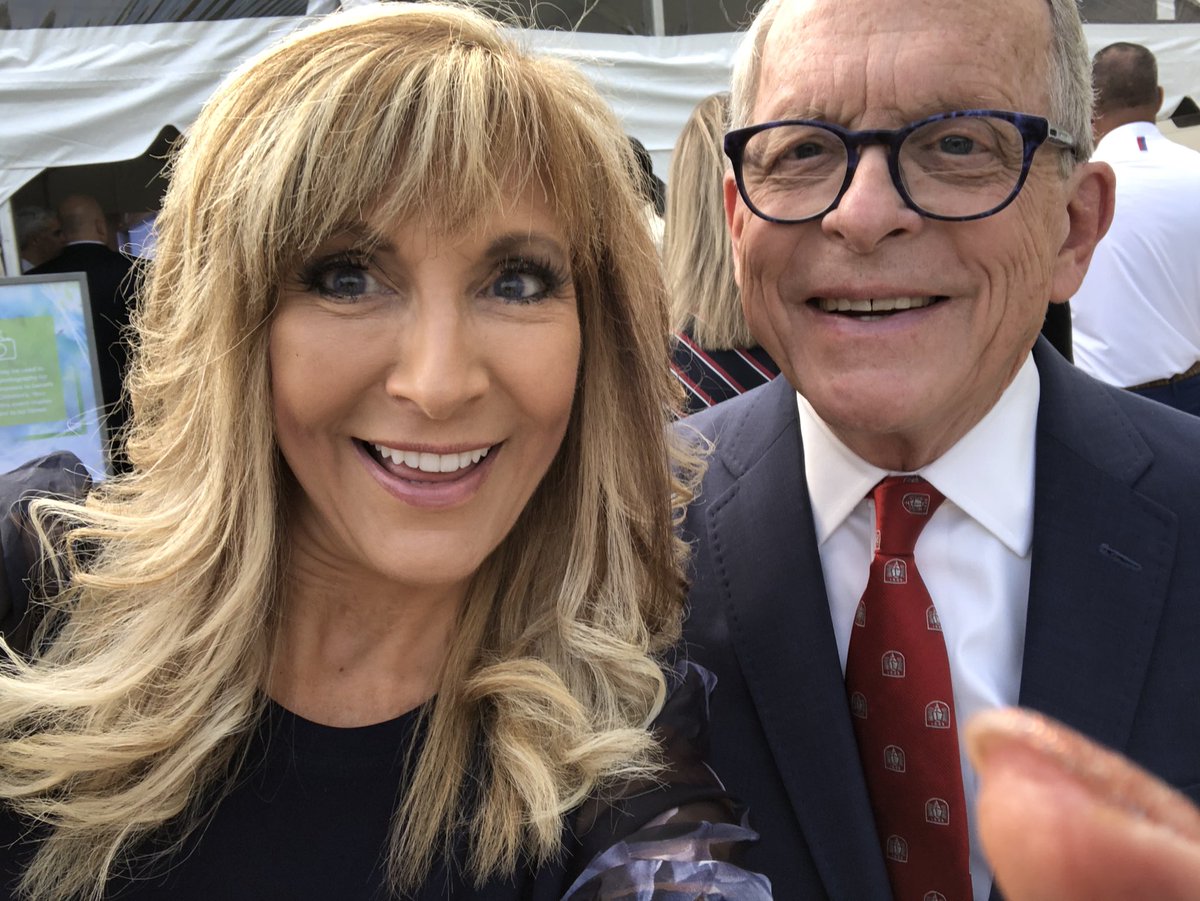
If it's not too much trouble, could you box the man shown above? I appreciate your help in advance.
[1070,43,1200,416]
[681,0,1200,898]
[27,194,135,456]
[14,206,64,273]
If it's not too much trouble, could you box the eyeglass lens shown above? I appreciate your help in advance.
[738,115,1028,221]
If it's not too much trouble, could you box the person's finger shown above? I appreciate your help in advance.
[966,707,1200,901]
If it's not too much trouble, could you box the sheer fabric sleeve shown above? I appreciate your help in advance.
[561,662,773,900]
[0,452,90,651]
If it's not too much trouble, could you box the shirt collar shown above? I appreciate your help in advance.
[798,352,1039,556]
[1095,120,1164,156]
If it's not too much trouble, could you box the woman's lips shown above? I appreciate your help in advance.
[356,440,501,507]
[368,442,492,478]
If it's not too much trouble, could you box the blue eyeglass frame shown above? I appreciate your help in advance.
[723,109,1077,224]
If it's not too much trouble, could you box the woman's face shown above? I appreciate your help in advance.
[270,186,581,598]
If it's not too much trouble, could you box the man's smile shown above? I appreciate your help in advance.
[811,295,950,319]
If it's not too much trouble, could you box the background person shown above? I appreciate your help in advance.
[681,0,1200,898]
[1070,42,1200,415]
[0,7,767,900]
[629,135,667,252]
[13,206,63,273]
[27,193,136,465]
[665,92,779,413]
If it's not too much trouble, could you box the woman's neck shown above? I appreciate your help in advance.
[268,564,467,727]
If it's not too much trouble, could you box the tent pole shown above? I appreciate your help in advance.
[0,202,19,277]
[650,0,665,36]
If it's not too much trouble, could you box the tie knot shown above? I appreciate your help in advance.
[872,475,945,556]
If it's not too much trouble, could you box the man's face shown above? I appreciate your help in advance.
[728,0,1105,470]
[29,218,64,266]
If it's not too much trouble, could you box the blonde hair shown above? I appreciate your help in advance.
[0,5,694,898]
[663,92,754,350]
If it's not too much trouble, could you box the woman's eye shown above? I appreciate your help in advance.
[319,265,379,298]
[492,270,546,301]
[488,261,566,304]
[300,255,383,301]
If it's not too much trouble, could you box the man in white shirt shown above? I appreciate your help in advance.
[1070,43,1200,415]
[679,0,1200,898]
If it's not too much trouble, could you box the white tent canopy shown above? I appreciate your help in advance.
[0,17,299,209]
[0,21,747,207]
[3,10,1200,271]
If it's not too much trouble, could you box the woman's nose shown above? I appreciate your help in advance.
[384,303,489,420]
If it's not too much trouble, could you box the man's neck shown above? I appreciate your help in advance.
[1094,109,1158,143]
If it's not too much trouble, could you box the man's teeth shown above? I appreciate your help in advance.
[817,296,935,313]
[371,444,491,473]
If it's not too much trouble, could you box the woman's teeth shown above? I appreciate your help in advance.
[817,296,936,313]
[371,444,491,473]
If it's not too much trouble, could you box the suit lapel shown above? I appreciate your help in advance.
[1019,342,1177,752]
[705,377,891,899]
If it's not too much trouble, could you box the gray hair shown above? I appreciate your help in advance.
[14,205,57,252]
[730,0,1092,174]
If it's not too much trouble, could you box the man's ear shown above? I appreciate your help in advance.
[1050,161,1116,302]
[724,170,744,286]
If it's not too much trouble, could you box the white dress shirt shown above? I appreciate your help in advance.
[1071,121,1200,387]
[798,354,1040,901]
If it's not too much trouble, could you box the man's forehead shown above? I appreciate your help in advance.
[756,0,1050,124]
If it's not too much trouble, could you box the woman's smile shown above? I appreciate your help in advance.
[355,439,502,509]
[269,186,580,595]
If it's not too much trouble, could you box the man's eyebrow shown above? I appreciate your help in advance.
[907,99,1005,118]
[760,105,828,122]
[760,100,1009,127]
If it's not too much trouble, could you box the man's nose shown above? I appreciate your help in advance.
[384,305,489,420]
[820,145,923,252]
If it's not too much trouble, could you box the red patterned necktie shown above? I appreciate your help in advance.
[845,476,972,901]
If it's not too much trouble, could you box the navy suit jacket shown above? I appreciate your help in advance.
[679,338,1200,899]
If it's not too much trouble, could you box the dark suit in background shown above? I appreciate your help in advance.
[679,338,1200,898]
[28,242,135,456]
[1040,301,1073,362]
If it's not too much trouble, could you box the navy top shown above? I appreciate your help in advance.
[0,667,771,900]
[0,700,572,901]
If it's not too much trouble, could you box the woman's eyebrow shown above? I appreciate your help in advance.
[321,224,391,252]
[484,232,569,259]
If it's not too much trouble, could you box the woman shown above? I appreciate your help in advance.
[0,6,769,899]
[663,93,779,414]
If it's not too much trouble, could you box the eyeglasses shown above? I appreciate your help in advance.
[724,110,1076,224]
